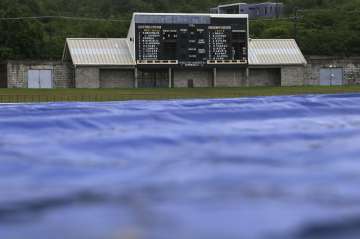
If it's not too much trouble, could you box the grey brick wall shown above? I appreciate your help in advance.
[216,69,247,87]
[75,67,99,88]
[7,63,27,88]
[346,64,360,85]
[99,69,135,88]
[7,61,73,88]
[54,63,74,88]
[5,56,360,89]
[173,69,212,88]
[249,68,281,86]
[305,57,360,85]
[281,66,305,86]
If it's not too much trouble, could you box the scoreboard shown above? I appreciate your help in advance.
[134,15,248,67]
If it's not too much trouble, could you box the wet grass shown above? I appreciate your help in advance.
[0,86,360,102]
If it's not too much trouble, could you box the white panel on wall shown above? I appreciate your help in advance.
[39,70,53,88]
[320,68,343,86]
[28,70,53,88]
[28,70,40,88]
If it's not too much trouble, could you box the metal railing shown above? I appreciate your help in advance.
[0,93,229,103]
[0,94,151,103]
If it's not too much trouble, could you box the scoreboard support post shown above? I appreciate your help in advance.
[213,68,217,88]
[134,68,138,88]
[168,67,172,88]
[245,67,250,87]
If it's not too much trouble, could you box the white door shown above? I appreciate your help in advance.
[28,70,53,88]
[28,70,40,88]
[320,68,343,86]
[39,70,52,88]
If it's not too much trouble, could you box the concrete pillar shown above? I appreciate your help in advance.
[246,67,250,87]
[213,67,217,87]
[73,65,77,88]
[134,68,138,88]
[168,67,172,88]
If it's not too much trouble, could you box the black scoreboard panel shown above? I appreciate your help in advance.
[135,16,248,67]
[137,25,162,60]
[209,17,248,62]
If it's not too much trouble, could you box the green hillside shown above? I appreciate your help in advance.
[0,0,359,59]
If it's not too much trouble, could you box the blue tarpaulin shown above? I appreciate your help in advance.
[1,94,360,239]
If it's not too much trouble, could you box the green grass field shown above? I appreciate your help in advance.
[0,86,360,103]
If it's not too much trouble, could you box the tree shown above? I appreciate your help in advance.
[0,0,359,58]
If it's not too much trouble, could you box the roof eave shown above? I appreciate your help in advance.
[249,63,307,67]
[74,64,136,67]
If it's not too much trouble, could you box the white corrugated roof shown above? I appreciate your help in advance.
[65,38,306,66]
[249,39,307,65]
[65,38,135,66]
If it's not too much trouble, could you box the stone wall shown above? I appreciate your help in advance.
[75,67,99,88]
[305,56,360,85]
[249,68,281,86]
[281,66,305,86]
[7,62,26,88]
[7,61,73,88]
[173,69,212,87]
[55,63,74,88]
[216,69,247,87]
[99,69,135,88]
[5,56,360,89]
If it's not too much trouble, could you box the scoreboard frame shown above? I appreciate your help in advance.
[132,13,249,68]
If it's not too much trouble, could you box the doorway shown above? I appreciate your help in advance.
[0,64,7,88]
[138,70,169,88]
[320,68,343,86]
[28,69,53,88]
